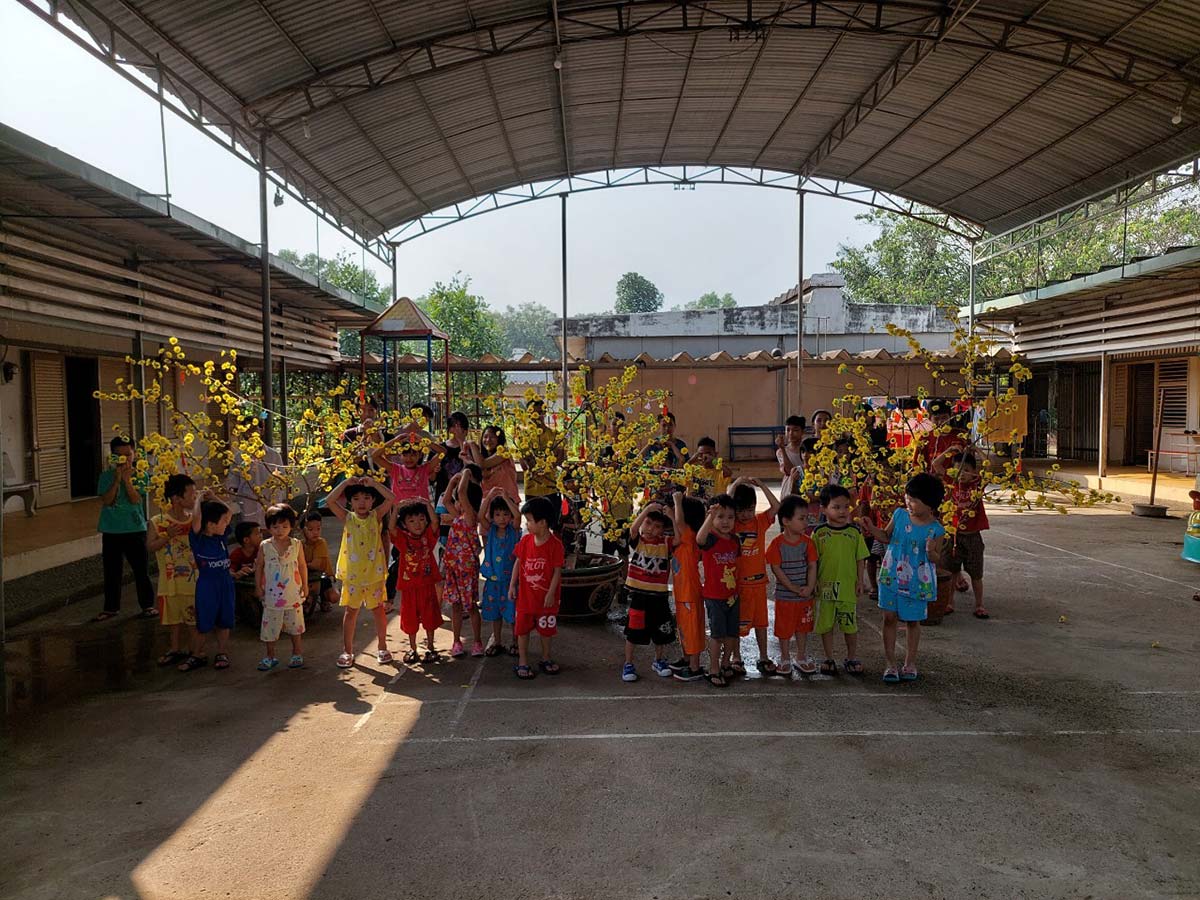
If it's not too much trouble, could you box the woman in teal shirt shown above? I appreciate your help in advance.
[93,436,156,621]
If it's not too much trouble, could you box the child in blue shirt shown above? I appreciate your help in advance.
[859,473,945,684]
[179,492,236,672]
[479,487,521,656]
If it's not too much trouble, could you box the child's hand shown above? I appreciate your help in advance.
[775,435,785,449]
[173,522,191,537]
[797,585,813,599]
[672,490,683,502]
[856,580,870,599]
[925,535,938,554]
[508,584,518,602]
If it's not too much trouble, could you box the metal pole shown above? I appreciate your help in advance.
[796,190,805,417]
[382,341,389,411]
[560,193,569,415]
[968,240,976,337]
[279,356,289,465]
[156,57,171,216]
[258,134,274,445]
[0,379,7,719]
[1098,351,1109,479]
[445,338,452,414]
[426,335,433,408]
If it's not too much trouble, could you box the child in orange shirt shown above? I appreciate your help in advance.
[668,491,707,681]
[766,495,819,676]
[729,476,781,676]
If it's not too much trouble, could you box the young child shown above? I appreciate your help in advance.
[178,491,236,672]
[621,501,677,682]
[859,473,946,682]
[766,495,819,676]
[442,469,484,658]
[228,521,261,579]
[255,504,307,671]
[668,491,707,682]
[776,415,807,479]
[374,434,442,502]
[811,484,870,676]
[697,494,741,688]
[691,436,730,498]
[147,473,197,667]
[301,511,340,613]
[479,488,521,656]
[729,476,782,676]
[509,496,565,679]
[392,497,443,664]
[934,449,989,619]
[328,475,395,668]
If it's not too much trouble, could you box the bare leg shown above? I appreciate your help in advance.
[820,631,837,661]
[215,628,230,655]
[882,611,898,668]
[973,578,985,613]
[451,604,464,643]
[624,640,636,665]
[844,631,858,661]
[754,625,769,662]
[169,623,184,654]
[290,634,303,657]
[707,637,723,677]
[265,640,276,660]
[371,604,389,651]
[469,607,482,644]
[540,635,554,662]
[903,621,921,669]
[517,633,531,668]
[342,607,360,655]
[778,635,792,667]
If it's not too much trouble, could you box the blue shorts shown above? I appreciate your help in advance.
[877,590,927,623]
[704,597,740,639]
[480,582,515,624]
[195,578,236,633]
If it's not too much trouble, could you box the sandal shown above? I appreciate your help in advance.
[139,607,160,620]
[377,649,394,665]
[157,649,187,667]
[507,643,519,657]
[721,666,736,681]
[776,661,793,676]
[706,671,729,687]
[257,657,280,671]
[484,643,503,657]
[538,659,561,676]
[900,664,919,682]
[177,655,208,672]
[819,658,838,676]
[422,649,439,664]
[843,658,865,676]
[882,667,900,684]
[728,659,747,676]
[755,659,780,677]
[91,611,118,622]
[288,655,304,668]
[513,664,536,680]
[402,650,420,665]
[797,657,818,676]
[336,652,354,669]
[974,608,990,619]
[214,654,231,670]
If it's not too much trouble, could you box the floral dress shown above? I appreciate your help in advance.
[442,514,481,610]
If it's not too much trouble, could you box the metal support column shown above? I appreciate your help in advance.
[796,190,805,416]
[1098,351,1109,479]
[560,194,569,415]
[425,336,433,408]
[258,135,274,445]
[133,332,147,444]
[968,241,976,337]
[279,356,289,465]
[382,341,389,410]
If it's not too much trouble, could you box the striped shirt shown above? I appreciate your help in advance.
[765,533,818,602]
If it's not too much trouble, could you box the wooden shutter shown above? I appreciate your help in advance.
[1110,364,1128,428]
[1156,359,1189,430]
[99,357,133,443]
[29,352,70,506]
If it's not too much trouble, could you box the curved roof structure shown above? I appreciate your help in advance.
[48,0,1200,239]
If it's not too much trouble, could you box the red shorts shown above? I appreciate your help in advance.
[738,581,769,636]
[400,582,443,636]
[774,599,814,640]
[515,606,560,637]
[675,597,706,657]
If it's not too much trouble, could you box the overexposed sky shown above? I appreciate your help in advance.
[0,2,879,315]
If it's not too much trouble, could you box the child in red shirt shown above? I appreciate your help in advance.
[697,494,741,688]
[508,495,565,680]
[391,498,443,664]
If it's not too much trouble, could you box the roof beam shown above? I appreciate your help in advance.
[611,28,629,169]
[551,0,573,177]
[705,3,780,165]
[464,0,523,183]
[659,11,702,167]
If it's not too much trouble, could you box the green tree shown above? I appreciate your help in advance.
[418,274,507,401]
[496,301,558,359]
[615,271,665,313]
[674,291,736,311]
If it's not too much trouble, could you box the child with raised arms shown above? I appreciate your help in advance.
[509,496,564,680]
[811,484,870,677]
[697,494,741,688]
[729,476,782,676]
[147,473,197,668]
[859,473,945,683]
[766,495,819,676]
[391,497,443,665]
[668,491,708,682]
[178,491,236,672]
[479,487,521,656]
[328,475,395,669]
[255,503,307,671]
[621,500,677,682]
[442,469,484,658]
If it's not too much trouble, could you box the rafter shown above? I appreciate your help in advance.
[705,3,780,165]
[659,22,702,167]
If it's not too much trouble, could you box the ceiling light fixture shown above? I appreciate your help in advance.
[553,54,562,70]
[302,116,311,139]
[273,187,285,207]
[1171,105,1183,125]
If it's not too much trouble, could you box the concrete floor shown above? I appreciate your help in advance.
[2,504,1199,900]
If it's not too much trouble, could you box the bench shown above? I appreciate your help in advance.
[3,452,37,516]
[728,426,786,462]
[1146,448,1199,475]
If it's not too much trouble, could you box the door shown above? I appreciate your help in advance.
[65,356,101,499]
[29,352,71,506]
[1127,363,1156,465]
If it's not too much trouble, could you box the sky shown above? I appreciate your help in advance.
[0,2,880,316]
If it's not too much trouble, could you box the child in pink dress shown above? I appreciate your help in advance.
[442,469,484,658]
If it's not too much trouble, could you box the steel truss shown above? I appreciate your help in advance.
[384,166,985,246]
[17,0,395,267]
[974,151,1200,265]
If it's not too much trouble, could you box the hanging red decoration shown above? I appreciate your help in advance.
[560,497,571,517]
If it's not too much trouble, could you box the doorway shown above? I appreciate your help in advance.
[1126,363,1156,466]
[65,356,100,498]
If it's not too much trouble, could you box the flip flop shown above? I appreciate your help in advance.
[538,659,561,675]
[402,650,420,664]
[882,667,900,684]
[288,655,304,668]
[755,659,782,677]
[177,655,208,672]
[91,611,118,622]
[900,665,919,682]
[513,664,536,680]
[139,607,160,619]
[819,658,838,676]
[974,608,990,619]
[484,643,503,657]
[157,649,187,667]
[728,660,747,676]
[214,654,231,670]
[336,652,354,669]
[843,658,865,676]
[706,672,729,688]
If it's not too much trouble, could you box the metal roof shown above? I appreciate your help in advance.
[44,0,1200,238]
[0,123,383,326]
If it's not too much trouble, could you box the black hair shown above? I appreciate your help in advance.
[303,511,323,526]
[785,415,805,428]
[707,493,736,511]
[163,473,194,500]
[465,463,483,483]
[732,483,756,511]
[777,494,808,526]
[520,495,555,524]
[481,424,507,457]
[819,484,852,506]
[265,503,297,528]
[697,435,716,451]
[448,410,470,431]
[489,496,514,518]
[343,482,377,504]
[679,495,706,533]
[397,501,432,527]
[811,408,833,421]
[612,411,626,423]
[110,435,133,452]
[200,500,230,530]
[959,451,979,470]
[801,437,818,453]
[905,472,946,512]
[461,480,483,513]
[234,521,259,543]
[644,509,671,529]
[833,435,852,450]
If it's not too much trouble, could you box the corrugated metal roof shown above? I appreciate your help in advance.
[53,0,1200,236]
